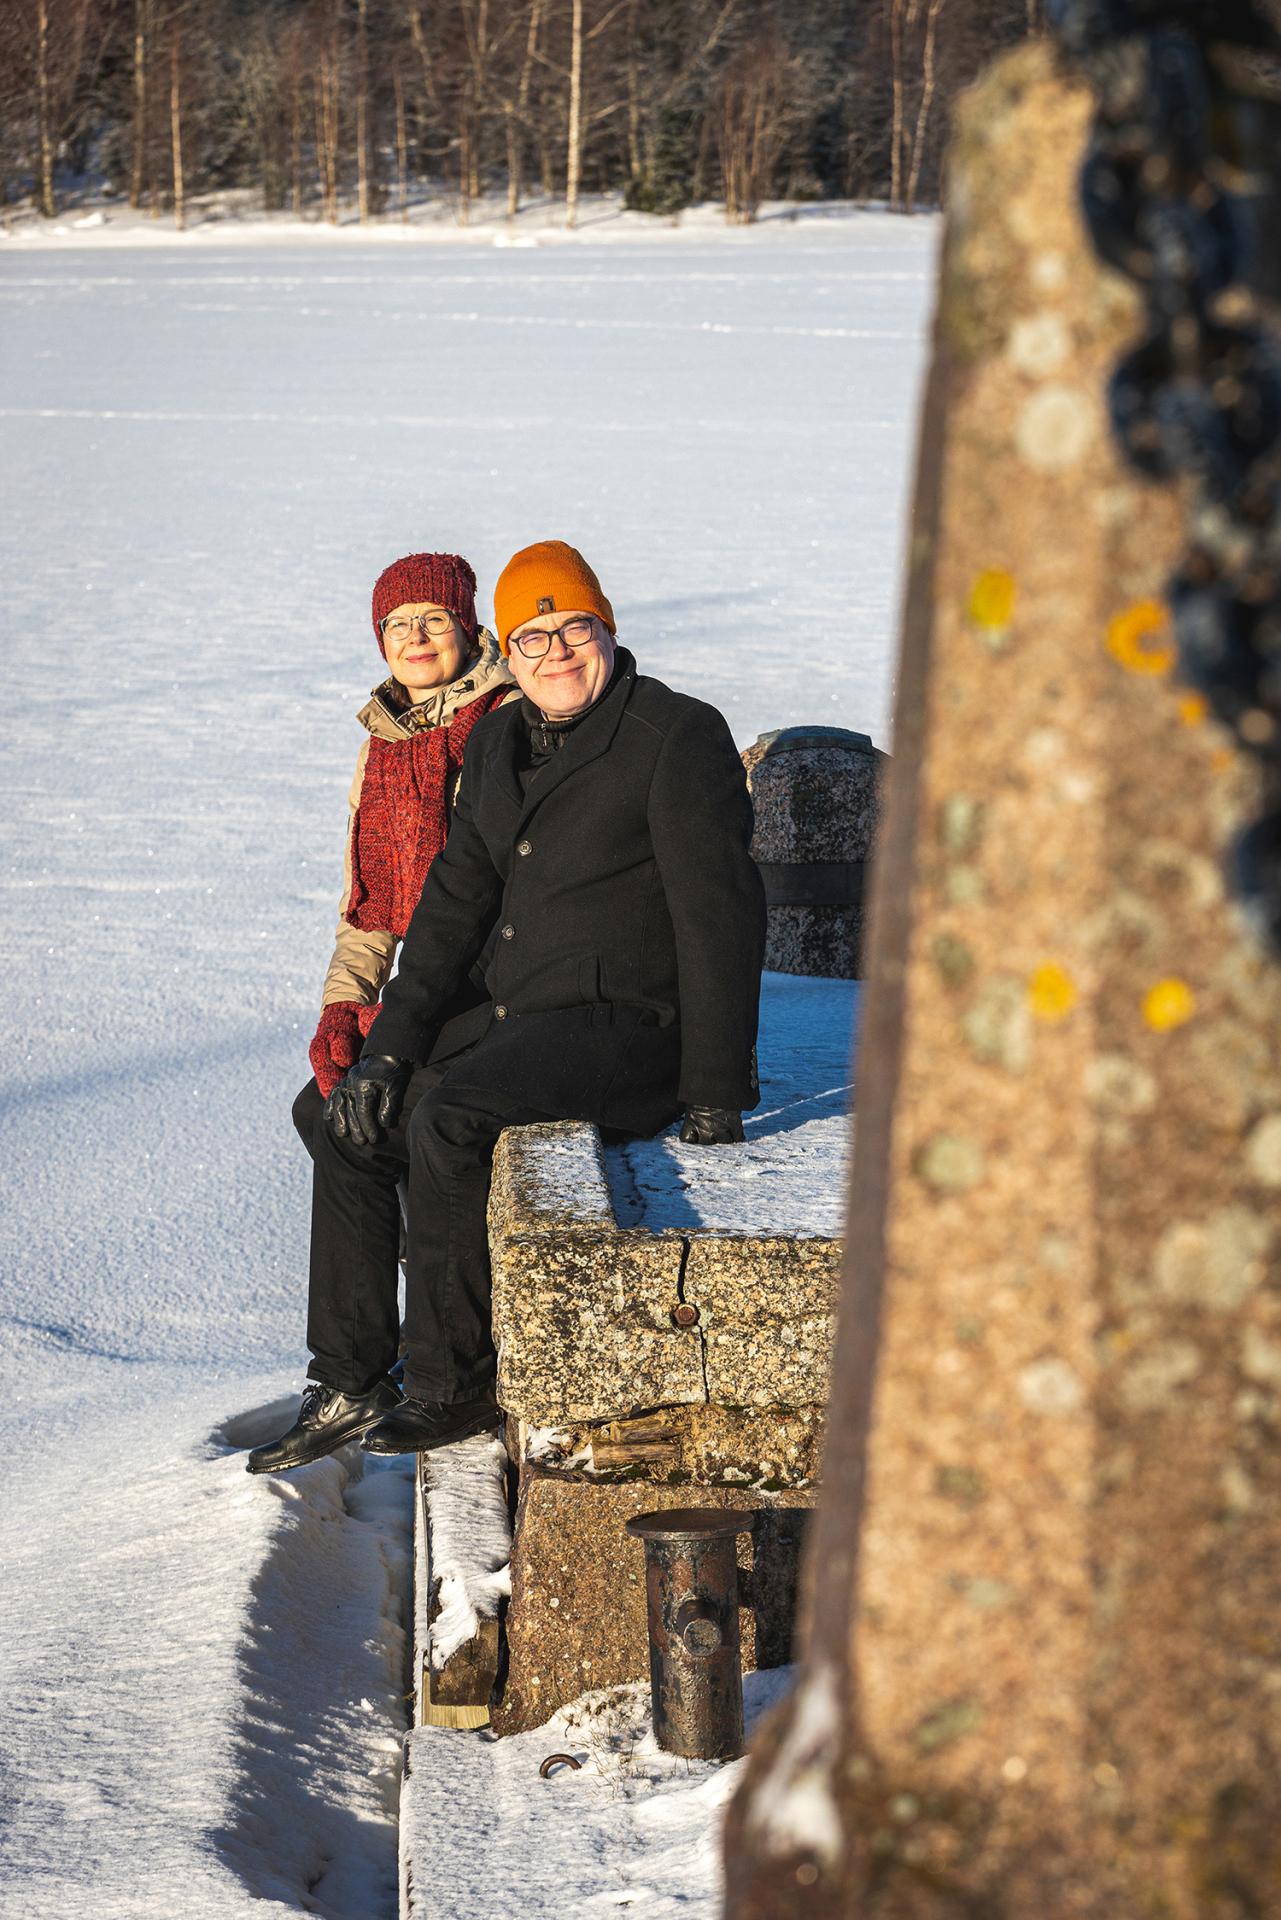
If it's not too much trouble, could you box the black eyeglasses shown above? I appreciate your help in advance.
[510,617,597,660]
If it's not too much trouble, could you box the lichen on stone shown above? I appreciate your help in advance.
[1017,1356,1085,1414]
[913,1700,984,1753]
[932,933,976,988]
[914,1133,986,1194]
[963,975,1032,1073]
[935,1464,988,1506]
[1152,1207,1273,1312]
[1119,1339,1203,1412]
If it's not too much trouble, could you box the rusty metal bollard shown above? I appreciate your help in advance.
[625,1508,751,1761]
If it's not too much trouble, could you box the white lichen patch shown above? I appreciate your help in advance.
[1015,385,1093,471]
[1084,1054,1157,1116]
[1032,249,1068,292]
[1245,1113,1281,1188]
[1119,1339,1203,1412]
[1152,1207,1273,1312]
[1007,311,1070,377]
[963,976,1032,1075]
[1240,1325,1281,1389]
[1017,1356,1084,1415]
[1221,1459,1254,1513]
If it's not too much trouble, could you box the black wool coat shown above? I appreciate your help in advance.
[365,648,766,1112]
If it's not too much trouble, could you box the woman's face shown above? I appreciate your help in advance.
[379,601,472,697]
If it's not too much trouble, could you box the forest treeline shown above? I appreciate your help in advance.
[1,0,1039,229]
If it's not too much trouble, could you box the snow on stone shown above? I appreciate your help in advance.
[0,215,934,1915]
[741,1658,845,1867]
[607,973,859,1238]
[524,1422,593,1471]
[522,1119,616,1226]
[423,1434,513,1672]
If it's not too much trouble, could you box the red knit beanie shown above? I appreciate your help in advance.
[371,553,478,654]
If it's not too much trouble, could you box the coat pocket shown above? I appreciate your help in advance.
[577,954,605,1004]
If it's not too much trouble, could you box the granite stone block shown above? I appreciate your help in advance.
[492,1470,815,1735]
[488,1121,701,1423]
[489,1121,843,1426]
[685,1235,843,1410]
[743,728,885,979]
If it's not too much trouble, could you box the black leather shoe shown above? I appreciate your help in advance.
[362,1393,501,1456]
[246,1376,403,1475]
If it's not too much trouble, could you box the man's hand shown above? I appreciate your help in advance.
[679,1106,745,1146]
[325,1055,413,1148]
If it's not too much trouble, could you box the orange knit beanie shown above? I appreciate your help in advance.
[493,540,616,654]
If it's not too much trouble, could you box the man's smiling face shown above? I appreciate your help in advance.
[506,612,616,718]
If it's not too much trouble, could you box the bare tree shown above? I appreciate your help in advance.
[0,0,1037,227]
[355,0,370,221]
[129,0,149,206]
[502,0,543,218]
[887,0,906,209]
[536,0,626,228]
[393,65,408,219]
[168,10,184,228]
[905,0,944,212]
[565,0,582,223]
[717,29,792,224]
[5,0,101,216]
[313,11,341,224]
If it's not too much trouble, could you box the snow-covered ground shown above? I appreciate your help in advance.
[0,214,935,1917]
[402,1669,796,1920]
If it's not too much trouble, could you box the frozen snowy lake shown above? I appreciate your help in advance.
[0,217,936,1918]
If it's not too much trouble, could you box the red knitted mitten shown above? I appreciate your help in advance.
[309,1002,366,1098]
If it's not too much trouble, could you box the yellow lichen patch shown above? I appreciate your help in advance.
[1177,692,1208,727]
[1028,963,1077,1023]
[1143,978,1196,1032]
[1106,599,1175,675]
[968,568,1016,632]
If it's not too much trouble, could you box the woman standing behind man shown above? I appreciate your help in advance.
[258,552,514,1474]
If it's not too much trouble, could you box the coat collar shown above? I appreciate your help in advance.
[492,646,638,819]
[357,627,513,740]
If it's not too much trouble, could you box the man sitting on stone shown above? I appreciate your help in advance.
[255,539,765,1466]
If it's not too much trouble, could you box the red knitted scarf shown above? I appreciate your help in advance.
[345,687,506,939]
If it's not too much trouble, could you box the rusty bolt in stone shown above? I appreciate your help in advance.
[670,1302,701,1329]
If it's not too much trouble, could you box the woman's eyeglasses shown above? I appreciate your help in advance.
[381,611,457,643]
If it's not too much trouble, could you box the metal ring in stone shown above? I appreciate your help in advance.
[539,1753,583,1779]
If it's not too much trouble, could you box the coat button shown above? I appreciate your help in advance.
[517,840,533,857]
[494,1005,508,1020]
[501,924,515,940]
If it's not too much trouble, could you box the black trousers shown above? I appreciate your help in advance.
[294,1006,681,1403]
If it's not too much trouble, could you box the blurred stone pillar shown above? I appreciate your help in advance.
[724,40,1281,1920]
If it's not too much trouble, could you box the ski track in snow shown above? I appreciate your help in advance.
[0,214,936,1916]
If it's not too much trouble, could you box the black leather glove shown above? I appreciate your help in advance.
[325,1055,412,1148]
[679,1106,745,1146]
